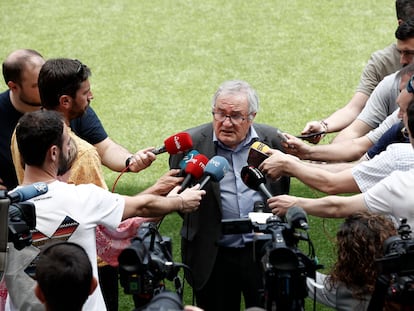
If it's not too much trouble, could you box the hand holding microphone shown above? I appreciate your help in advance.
[152,132,193,155]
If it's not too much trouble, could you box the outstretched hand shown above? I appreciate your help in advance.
[127,147,157,173]
[168,184,206,213]
[267,195,298,217]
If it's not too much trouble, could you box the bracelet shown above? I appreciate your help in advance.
[125,155,134,172]
[176,195,184,212]
[319,120,328,132]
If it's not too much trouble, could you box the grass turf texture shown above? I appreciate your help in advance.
[1,0,394,309]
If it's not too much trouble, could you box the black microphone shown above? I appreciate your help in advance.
[286,206,309,230]
[240,166,273,199]
[7,182,48,203]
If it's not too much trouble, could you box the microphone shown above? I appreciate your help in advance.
[7,182,48,203]
[286,206,309,230]
[247,141,270,167]
[152,132,193,155]
[178,150,200,171]
[179,154,209,192]
[240,166,273,199]
[199,156,230,189]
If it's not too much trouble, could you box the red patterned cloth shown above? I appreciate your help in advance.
[96,217,160,267]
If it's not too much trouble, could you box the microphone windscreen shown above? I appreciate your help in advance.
[163,132,193,154]
[240,166,266,191]
[203,156,230,181]
[8,182,48,203]
[179,150,200,170]
[286,206,309,230]
[185,154,209,179]
[247,141,270,167]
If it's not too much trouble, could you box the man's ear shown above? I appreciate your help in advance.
[7,81,17,91]
[89,276,98,296]
[59,95,72,109]
[49,145,58,161]
[34,284,46,304]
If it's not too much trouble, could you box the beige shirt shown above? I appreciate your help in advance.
[11,125,108,189]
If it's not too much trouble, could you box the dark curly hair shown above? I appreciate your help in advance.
[327,211,397,299]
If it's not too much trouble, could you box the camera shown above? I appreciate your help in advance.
[0,188,39,280]
[368,218,414,310]
[118,222,188,311]
[222,207,321,311]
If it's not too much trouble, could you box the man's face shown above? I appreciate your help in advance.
[67,80,93,120]
[212,93,255,149]
[14,58,45,107]
[396,38,414,66]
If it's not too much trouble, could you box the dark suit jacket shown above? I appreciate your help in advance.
[169,122,290,290]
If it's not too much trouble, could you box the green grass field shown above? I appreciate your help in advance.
[0,0,396,309]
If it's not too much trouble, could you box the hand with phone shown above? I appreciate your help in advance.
[296,131,325,143]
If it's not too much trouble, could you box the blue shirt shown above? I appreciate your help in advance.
[214,126,263,247]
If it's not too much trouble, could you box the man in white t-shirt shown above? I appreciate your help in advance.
[4,110,205,311]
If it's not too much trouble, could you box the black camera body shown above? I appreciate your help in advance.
[368,219,414,310]
[118,222,184,311]
[0,190,37,280]
[222,212,321,311]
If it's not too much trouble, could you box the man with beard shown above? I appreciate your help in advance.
[4,110,205,311]
[0,49,156,191]
[11,58,107,188]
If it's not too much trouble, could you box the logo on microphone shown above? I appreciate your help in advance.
[174,135,182,150]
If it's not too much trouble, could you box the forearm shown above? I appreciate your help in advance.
[306,138,370,162]
[295,195,364,218]
[322,92,369,133]
[123,194,182,219]
[95,138,132,172]
[284,160,334,193]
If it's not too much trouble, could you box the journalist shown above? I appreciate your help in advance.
[306,211,396,310]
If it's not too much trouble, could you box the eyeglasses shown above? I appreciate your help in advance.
[212,111,249,124]
[397,49,414,57]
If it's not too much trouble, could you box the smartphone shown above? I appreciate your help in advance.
[296,131,325,140]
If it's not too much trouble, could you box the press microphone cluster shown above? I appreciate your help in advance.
[178,153,230,191]
[152,132,193,155]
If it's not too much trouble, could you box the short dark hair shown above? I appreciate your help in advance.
[38,58,91,109]
[2,49,43,85]
[16,110,64,166]
[396,0,414,22]
[395,17,414,40]
[35,241,93,311]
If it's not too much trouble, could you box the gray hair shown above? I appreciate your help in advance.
[211,80,259,118]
